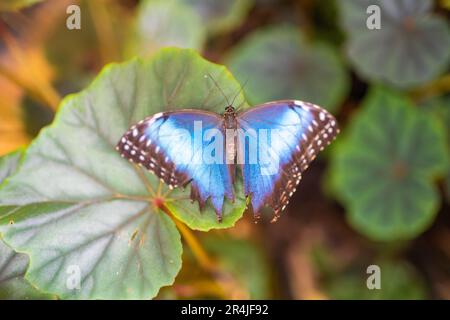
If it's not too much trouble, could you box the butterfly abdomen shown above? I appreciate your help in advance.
[223,106,238,166]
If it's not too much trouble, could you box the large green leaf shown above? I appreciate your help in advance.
[0,150,22,186]
[0,150,53,299]
[226,25,349,113]
[0,237,54,299]
[339,0,450,88]
[0,48,247,299]
[330,87,449,241]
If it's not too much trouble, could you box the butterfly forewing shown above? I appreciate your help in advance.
[116,110,235,219]
[117,113,185,188]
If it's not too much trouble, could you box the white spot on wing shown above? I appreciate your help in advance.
[319,112,326,121]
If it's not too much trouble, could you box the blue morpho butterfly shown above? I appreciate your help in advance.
[116,78,339,222]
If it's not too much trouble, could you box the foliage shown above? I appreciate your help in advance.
[0,0,42,11]
[339,0,450,88]
[131,0,206,55]
[226,25,349,113]
[330,87,448,241]
[0,150,53,299]
[0,48,246,299]
[0,0,449,300]
[325,260,427,300]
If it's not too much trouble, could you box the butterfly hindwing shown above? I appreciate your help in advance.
[116,110,234,219]
[237,100,339,221]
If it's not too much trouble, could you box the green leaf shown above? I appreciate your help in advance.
[0,151,53,299]
[0,150,22,186]
[131,0,206,56]
[329,87,449,241]
[226,25,349,113]
[184,0,253,35]
[166,182,246,231]
[421,96,450,203]
[339,0,450,88]
[0,0,41,11]
[0,48,247,299]
[325,260,427,299]
[0,238,54,299]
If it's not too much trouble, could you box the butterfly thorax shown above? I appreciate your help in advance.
[223,105,237,130]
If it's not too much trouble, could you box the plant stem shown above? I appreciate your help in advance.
[161,205,217,271]
[160,205,249,299]
[410,74,450,102]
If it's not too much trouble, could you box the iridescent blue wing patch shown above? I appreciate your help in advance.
[237,100,339,221]
[116,110,234,220]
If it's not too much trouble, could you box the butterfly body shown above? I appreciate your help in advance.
[223,105,238,129]
[117,100,338,222]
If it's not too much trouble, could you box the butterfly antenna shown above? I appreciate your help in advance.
[205,73,231,106]
[231,78,249,111]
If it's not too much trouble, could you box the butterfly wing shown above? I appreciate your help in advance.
[116,110,234,219]
[237,100,339,221]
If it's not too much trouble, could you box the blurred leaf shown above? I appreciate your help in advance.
[311,0,345,46]
[171,235,271,299]
[226,25,349,113]
[0,75,30,155]
[85,0,123,64]
[46,0,123,89]
[0,0,69,107]
[184,0,253,35]
[330,87,449,241]
[0,150,53,300]
[129,0,206,56]
[421,96,450,202]
[0,0,42,11]
[339,0,450,88]
[326,260,427,299]
[441,0,450,10]
[21,95,55,137]
[0,35,60,110]
[205,237,271,299]
[0,48,247,299]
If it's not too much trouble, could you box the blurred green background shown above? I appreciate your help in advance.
[0,0,449,299]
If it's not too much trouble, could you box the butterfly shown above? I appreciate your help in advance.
[116,96,338,222]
